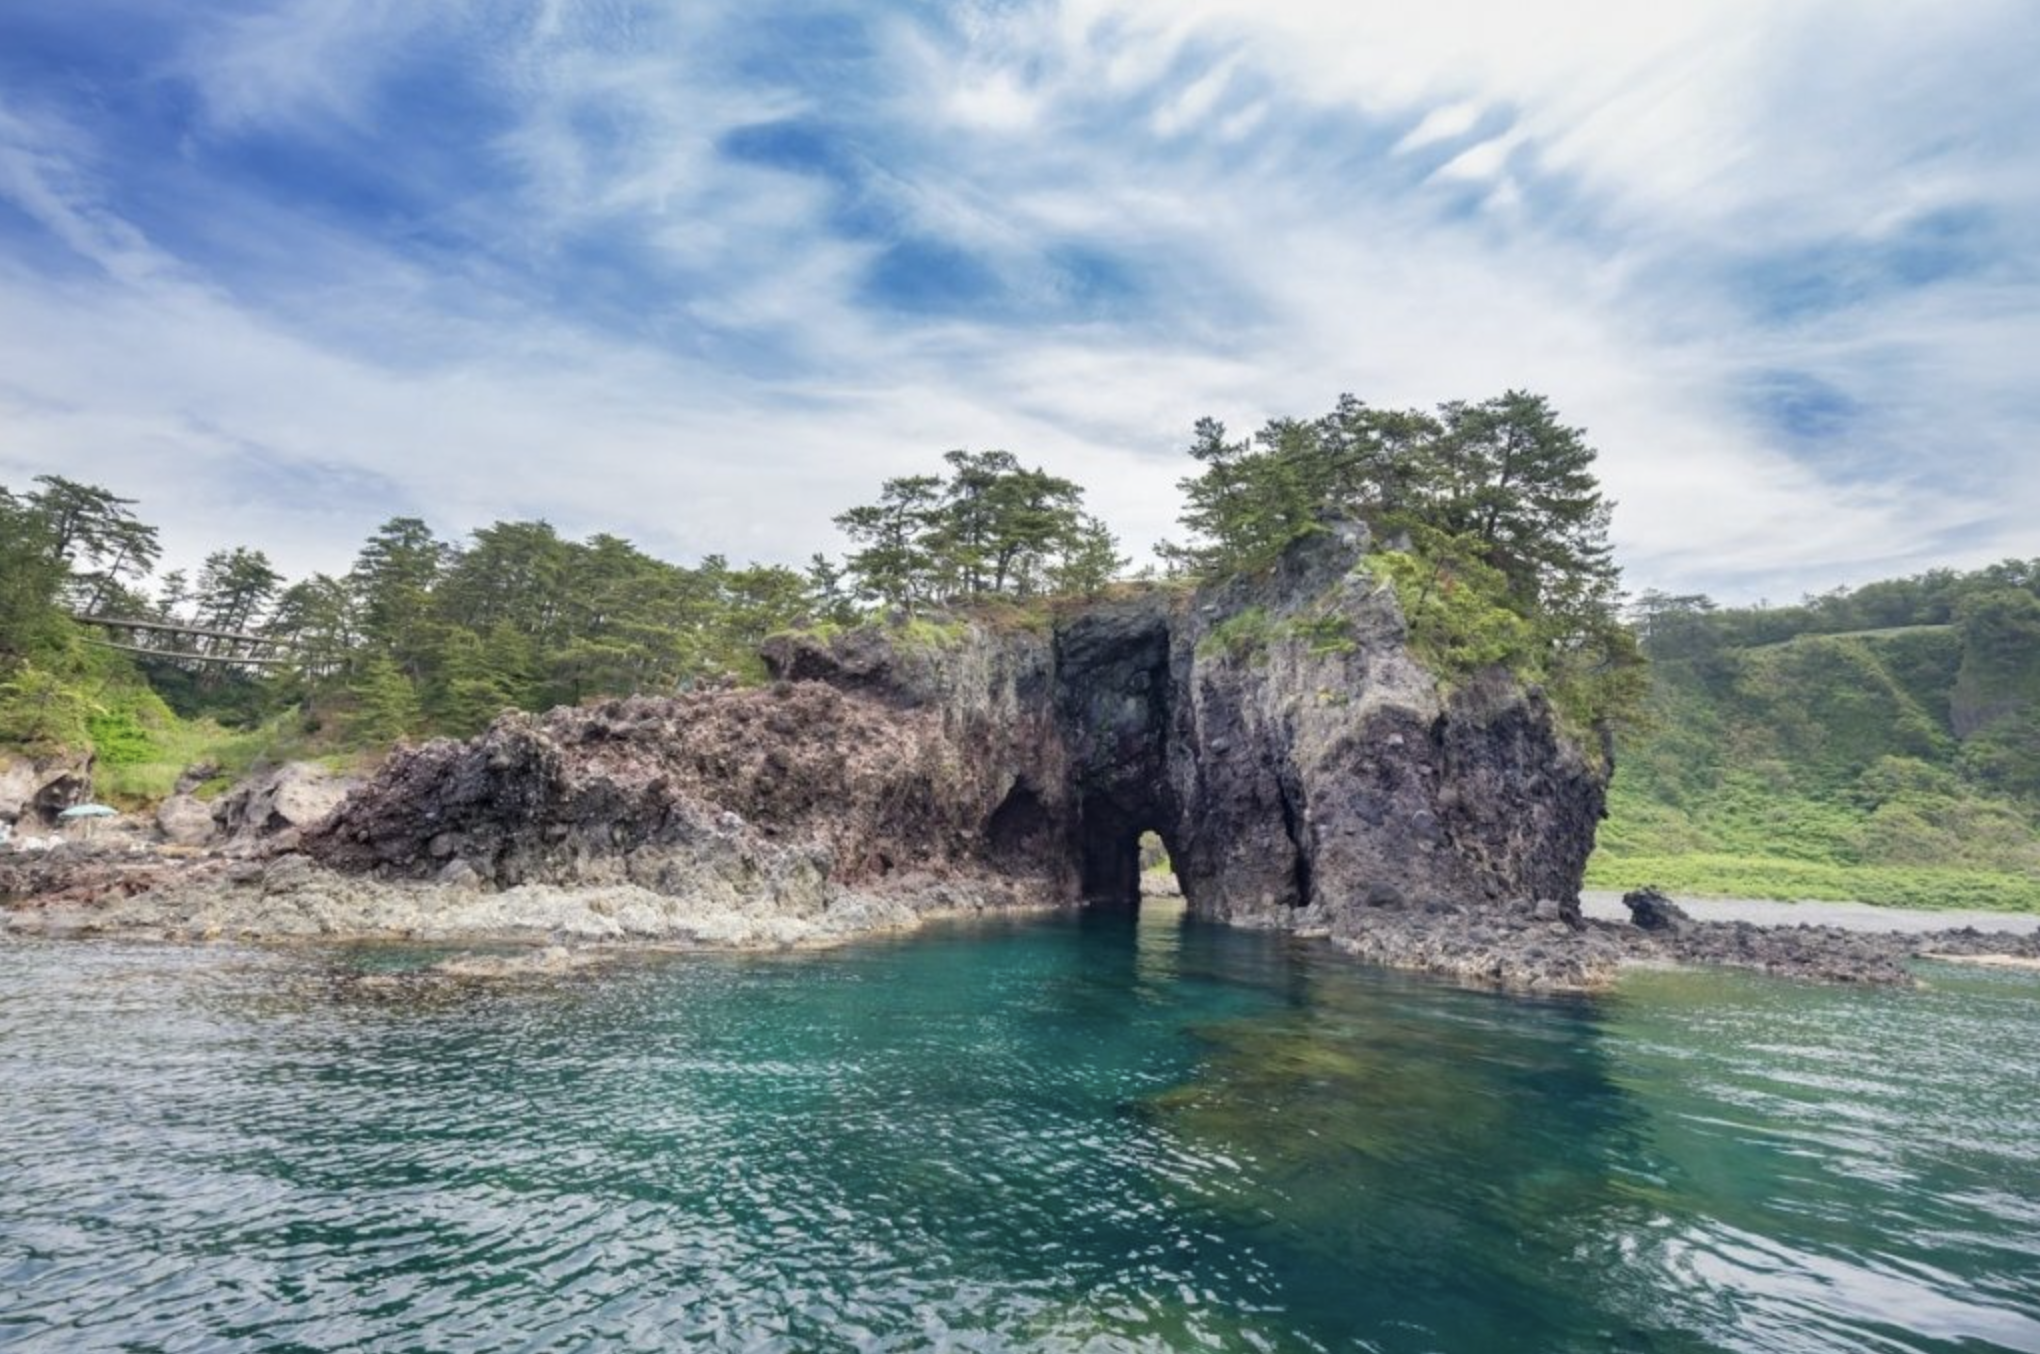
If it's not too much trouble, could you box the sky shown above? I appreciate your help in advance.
[1,0,2036,604]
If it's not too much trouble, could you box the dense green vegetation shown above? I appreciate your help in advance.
[0,477,831,793]
[832,449,1124,611]
[1591,566,2040,910]
[0,451,1129,793]
[1161,390,1645,738]
[1,393,1644,808]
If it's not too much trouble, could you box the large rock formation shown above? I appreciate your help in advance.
[303,522,1607,937]
[0,751,94,829]
[1050,521,1602,929]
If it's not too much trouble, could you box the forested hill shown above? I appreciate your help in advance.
[1589,564,2040,910]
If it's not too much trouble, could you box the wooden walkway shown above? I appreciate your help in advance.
[71,614,300,669]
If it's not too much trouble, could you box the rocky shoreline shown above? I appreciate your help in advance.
[7,841,2037,992]
[6,527,2039,991]
[1,846,1057,951]
[1308,888,2040,991]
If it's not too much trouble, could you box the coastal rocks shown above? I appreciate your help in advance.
[302,665,1073,921]
[1319,896,2040,991]
[1050,521,1605,932]
[258,522,1609,955]
[0,837,196,910]
[156,794,218,847]
[1328,901,1631,992]
[296,520,1606,947]
[60,525,2038,991]
[1622,887,1689,932]
[212,762,358,846]
[0,752,94,828]
[5,845,1053,949]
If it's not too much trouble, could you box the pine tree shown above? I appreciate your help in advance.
[348,518,448,672]
[1434,390,1618,616]
[835,475,944,612]
[348,654,421,744]
[0,487,68,666]
[23,475,161,611]
[1047,514,1126,598]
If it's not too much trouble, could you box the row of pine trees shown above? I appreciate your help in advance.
[2,386,1644,754]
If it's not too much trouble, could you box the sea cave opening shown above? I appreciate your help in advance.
[1077,804,1183,914]
[1135,830,1185,916]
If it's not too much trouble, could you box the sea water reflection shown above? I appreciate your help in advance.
[1,907,2036,1352]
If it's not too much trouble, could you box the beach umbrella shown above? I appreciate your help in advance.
[58,804,118,820]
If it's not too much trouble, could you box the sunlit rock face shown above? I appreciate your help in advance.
[304,523,1608,932]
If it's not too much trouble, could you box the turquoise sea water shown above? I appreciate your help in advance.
[2,906,2036,1353]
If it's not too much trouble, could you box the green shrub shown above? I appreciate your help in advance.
[896,615,970,651]
[0,665,93,755]
[1201,607,1274,660]
[1364,550,1535,676]
[1286,612,1356,656]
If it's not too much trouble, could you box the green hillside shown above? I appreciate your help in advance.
[1590,565,2040,910]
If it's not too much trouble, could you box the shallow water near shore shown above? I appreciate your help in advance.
[3,905,2037,1352]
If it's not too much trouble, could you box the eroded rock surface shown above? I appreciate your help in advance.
[0,752,94,828]
[213,762,359,847]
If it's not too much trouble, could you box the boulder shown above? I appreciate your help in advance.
[155,794,219,848]
[1622,886,1690,932]
[213,763,360,846]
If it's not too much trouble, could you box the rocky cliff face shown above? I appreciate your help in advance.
[302,633,1075,923]
[303,522,1607,936]
[1080,521,1605,931]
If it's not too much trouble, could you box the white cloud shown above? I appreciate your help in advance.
[948,69,1043,133]
[1393,101,1483,155]
[175,0,441,133]
[0,0,2034,609]
[1430,130,1522,184]
[1150,57,1236,138]
[0,103,176,285]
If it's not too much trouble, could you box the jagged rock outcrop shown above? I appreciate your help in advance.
[0,752,94,828]
[1052,521,1603,932]
[304,656,1073,921]
[302,522,1607,939]
[210,762,359,846]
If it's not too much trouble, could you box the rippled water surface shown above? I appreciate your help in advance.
[3,908,2037,1352]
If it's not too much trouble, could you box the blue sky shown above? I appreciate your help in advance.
[2,0,2036,602]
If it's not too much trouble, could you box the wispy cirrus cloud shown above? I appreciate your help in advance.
[0,0,2034,601]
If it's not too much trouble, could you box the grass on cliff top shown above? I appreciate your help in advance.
[91,715,367,808]
[770,612,973,651]
[1584,853,2040,913]
[1592,762,2040,913]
